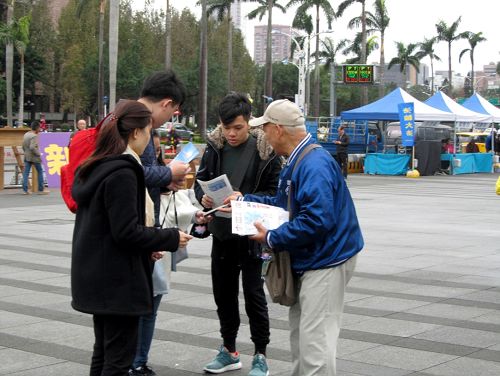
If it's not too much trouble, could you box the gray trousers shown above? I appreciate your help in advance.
[289,255,357,376]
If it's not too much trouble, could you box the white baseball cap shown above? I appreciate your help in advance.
[249,99,305,128]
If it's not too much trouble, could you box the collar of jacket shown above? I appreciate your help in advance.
[207,124,274,161]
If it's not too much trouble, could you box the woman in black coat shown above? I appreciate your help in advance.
[71,100,192,376]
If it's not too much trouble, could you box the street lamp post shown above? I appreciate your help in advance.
[272,29,333,116]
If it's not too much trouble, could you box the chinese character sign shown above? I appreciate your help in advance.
[39,133,71,188]
[398,102,415,147]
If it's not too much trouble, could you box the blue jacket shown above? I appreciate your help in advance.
[140,135,173,226]
[244,135,363,273]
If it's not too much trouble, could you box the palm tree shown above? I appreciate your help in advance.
[0,15,30,126]
[337,0,368,103]
[387,41,420,89]
[248,0,285,104]
[314,37,348,116]
[4,0,14,127]
[108,0,119,112]
[459,31,486,91]
[435,17,467,95]
[342,32,379,64]
[287,0,335,117]
[416,37,440,95]
[364,0,389,97]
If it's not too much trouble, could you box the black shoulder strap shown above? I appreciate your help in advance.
[287,144,321,218]
[229,135,257,191]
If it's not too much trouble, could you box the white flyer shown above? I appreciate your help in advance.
[196,174,234,218]
[231,200,289,236]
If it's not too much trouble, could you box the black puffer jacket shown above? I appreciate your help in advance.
[71,155,179,316]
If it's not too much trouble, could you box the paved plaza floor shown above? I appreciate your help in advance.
[0,173,499,375]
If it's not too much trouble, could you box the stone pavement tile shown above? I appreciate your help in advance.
[422,264,500,278]
[342,313,375,326]
[350,278,420,293]
[452,274,500,286]
[1,320,91,344]
[154,312,220,335]
[346,296,430,312]
[422,357,500,376]
[0,285,33,299]
[395,270,467,282]
[0,311,49,329]
[10,361,89,376]
[340,345,458,372]
[413,326,500,348]
[459,290,500,304]
[0,270,67,282]
[0,348,64,374]
[388,337,478,357]
[401,285,478,299]
[0,291,71,307]
[337,338,381,357]
[344,317,440,337]
[33,275,70,288]
[353,262,417,276]
[471,311,500,326]
[337,358,413,376]
[345,292,374,303]
[405,303,493,321]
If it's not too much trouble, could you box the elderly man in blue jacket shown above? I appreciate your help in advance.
[225,99,364,376]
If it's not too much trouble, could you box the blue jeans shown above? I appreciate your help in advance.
[22,160,44,192]
[132,294,163,368]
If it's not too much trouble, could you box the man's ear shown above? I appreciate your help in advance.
[161,98,173,108]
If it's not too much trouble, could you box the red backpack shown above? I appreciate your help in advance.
[60,117,106,213]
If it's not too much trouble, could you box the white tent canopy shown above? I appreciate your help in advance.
[425,91,492,123]
[462,93,500,123]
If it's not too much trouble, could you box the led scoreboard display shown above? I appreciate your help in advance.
[343,64,374,84]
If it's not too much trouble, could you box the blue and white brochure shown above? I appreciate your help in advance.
[173,142,200,163]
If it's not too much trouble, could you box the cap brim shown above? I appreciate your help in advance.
[249,116,268,127]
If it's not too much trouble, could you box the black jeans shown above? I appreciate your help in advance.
[211,236,270,354]
[337,152,348,178]
[90,314,139,376]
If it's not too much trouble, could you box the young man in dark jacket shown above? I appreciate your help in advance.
[195,93,281,376]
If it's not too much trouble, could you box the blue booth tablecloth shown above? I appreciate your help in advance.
[440,153,492,175]
[364,154,411,175]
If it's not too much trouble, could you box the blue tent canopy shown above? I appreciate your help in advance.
[341,88,455,121]
[424,91,491,122]
[462,93,500,122]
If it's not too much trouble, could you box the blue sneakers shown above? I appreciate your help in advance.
[203,346,242,374]
[248,354,269,376]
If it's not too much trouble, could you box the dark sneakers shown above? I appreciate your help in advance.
[129,364,156,376]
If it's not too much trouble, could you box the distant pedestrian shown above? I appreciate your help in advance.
[69,119,88,144]
[71,99,192,376]
[334,125,349,178]
[22,121,49,195]
[466,139,479,153]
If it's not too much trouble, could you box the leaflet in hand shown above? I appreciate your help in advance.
[196,174,233,218]
[173,142,200,163]
[231,200,289,236]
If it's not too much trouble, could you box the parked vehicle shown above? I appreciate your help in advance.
[305,118,383,155]
[158,122,194,143]
[384,122,453,153]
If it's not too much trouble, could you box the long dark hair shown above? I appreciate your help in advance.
[77,100,152,180]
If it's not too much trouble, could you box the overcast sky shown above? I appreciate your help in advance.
[132,0,499,76]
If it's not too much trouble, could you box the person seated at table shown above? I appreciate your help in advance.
[466,139,479,153]
[441,138,454,154]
